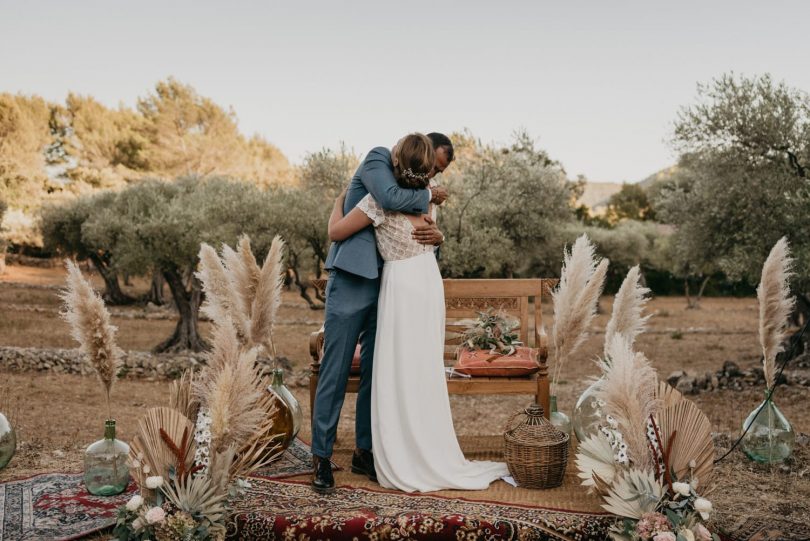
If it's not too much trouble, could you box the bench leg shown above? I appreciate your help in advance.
[536,376,550,420]
[309,373,318,427]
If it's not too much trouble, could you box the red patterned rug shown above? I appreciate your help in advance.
[0,472,135,541]
[0,438,332,541]
[227,478,615,540]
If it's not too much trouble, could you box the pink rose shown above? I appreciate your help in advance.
[693,524,712,541]
[144,506,165,525]
[653,533,676,541]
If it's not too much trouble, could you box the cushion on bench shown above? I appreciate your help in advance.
[453,347,540,377]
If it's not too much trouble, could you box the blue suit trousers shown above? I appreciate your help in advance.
[310,268,379,458]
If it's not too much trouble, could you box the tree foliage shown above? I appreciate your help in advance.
[605,183,655,223]
[0,93,54,210]
[439,131,576,277]
[659,73,810,311]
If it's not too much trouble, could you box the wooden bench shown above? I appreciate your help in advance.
[309,278,558,421]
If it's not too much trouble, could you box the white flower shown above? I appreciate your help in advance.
[132,518,144,531]
[125,494,144,511]
[680,527,695,541]
[672,481,691,497]
[142,464,151,474]
[145,476,164,489]
[145,506,166,524]
[689,459,697,469]
[693,524,712,541]
[694,497,713,520]
[131,459,141,469]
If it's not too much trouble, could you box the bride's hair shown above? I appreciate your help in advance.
[393,133,435,189]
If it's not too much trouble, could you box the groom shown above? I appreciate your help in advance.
[311,133,454,493]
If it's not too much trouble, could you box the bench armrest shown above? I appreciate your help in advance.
[309,326,325,373]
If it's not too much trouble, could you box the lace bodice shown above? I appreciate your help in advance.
[357,194,436,262]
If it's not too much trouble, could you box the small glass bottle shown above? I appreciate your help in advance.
[84,419,130,496]
[549,395,572,435]
[0,412,16,470]
[741,391,794,464]
[268,368,303,450]
[572,378,604,443]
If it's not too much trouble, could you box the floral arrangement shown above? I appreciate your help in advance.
[576,333,719,541]
[113,235,286,540]
[460,309,523,356]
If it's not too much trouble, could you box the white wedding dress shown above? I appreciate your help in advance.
[357,194,509,493]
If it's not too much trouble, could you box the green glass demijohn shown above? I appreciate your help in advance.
[268,368,303,448]
[572,378,604,443]
[549,396,572,435]
[84,419,130,496]
[741,390,794,464]
[0,412,16,470]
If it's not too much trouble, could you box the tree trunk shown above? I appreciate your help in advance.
[89,254,135,305]
[154,268,208,353]
[288,252,323,310]
[148,271,166,305]
[787,292,810,359]
[684,276,710,309]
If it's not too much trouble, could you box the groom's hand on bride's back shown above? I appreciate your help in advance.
[430,186,449,205]
[412,216,445,246]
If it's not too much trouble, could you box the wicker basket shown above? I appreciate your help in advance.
[504,404,569,489]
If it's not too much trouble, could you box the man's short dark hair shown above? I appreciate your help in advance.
[427,132,454,162]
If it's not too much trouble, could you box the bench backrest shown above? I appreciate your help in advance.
[310,277,558,365]
[442,278,556,363]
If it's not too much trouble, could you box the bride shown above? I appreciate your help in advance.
[328,133,508,492]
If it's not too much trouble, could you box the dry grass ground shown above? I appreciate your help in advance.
[1,263,808,535]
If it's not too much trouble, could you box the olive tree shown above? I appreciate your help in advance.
[439,132,575,278]
[40,192,135,304]
[266,146,358,307]
[660,72,810,323]
[82,177,270,352]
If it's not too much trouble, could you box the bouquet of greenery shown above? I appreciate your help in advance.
[461,309,523,356]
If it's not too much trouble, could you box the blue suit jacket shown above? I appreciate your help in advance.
[324,147,430,279]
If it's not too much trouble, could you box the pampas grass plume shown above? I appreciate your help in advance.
[597,334,660,470]
[250,235,285,357]
[757,237,795,390]
[197,243,250,339]
[60,259,123,419]
[551,234,609,389]
[604,265,651,357]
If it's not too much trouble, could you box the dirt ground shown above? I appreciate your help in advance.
[1,263,809,535]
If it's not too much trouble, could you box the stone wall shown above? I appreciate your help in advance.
[0,346,207,379]
[0,346,307,385]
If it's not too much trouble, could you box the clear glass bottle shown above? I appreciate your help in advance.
[549,395,572,435]
[741,391,794,464]
[84,419,130,496]
[0,412,16,470]
[268,368,303,450]
[573,378,604,443]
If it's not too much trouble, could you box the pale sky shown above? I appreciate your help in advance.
[2,0,809,183]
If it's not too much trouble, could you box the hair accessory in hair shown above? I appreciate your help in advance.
[403,168,429,184]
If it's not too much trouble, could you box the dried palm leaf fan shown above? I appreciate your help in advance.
[655,399,715,487]
[129,407,195,491]
[575,433,619,494]
[169,370,199,421]
[656,380,684,409]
